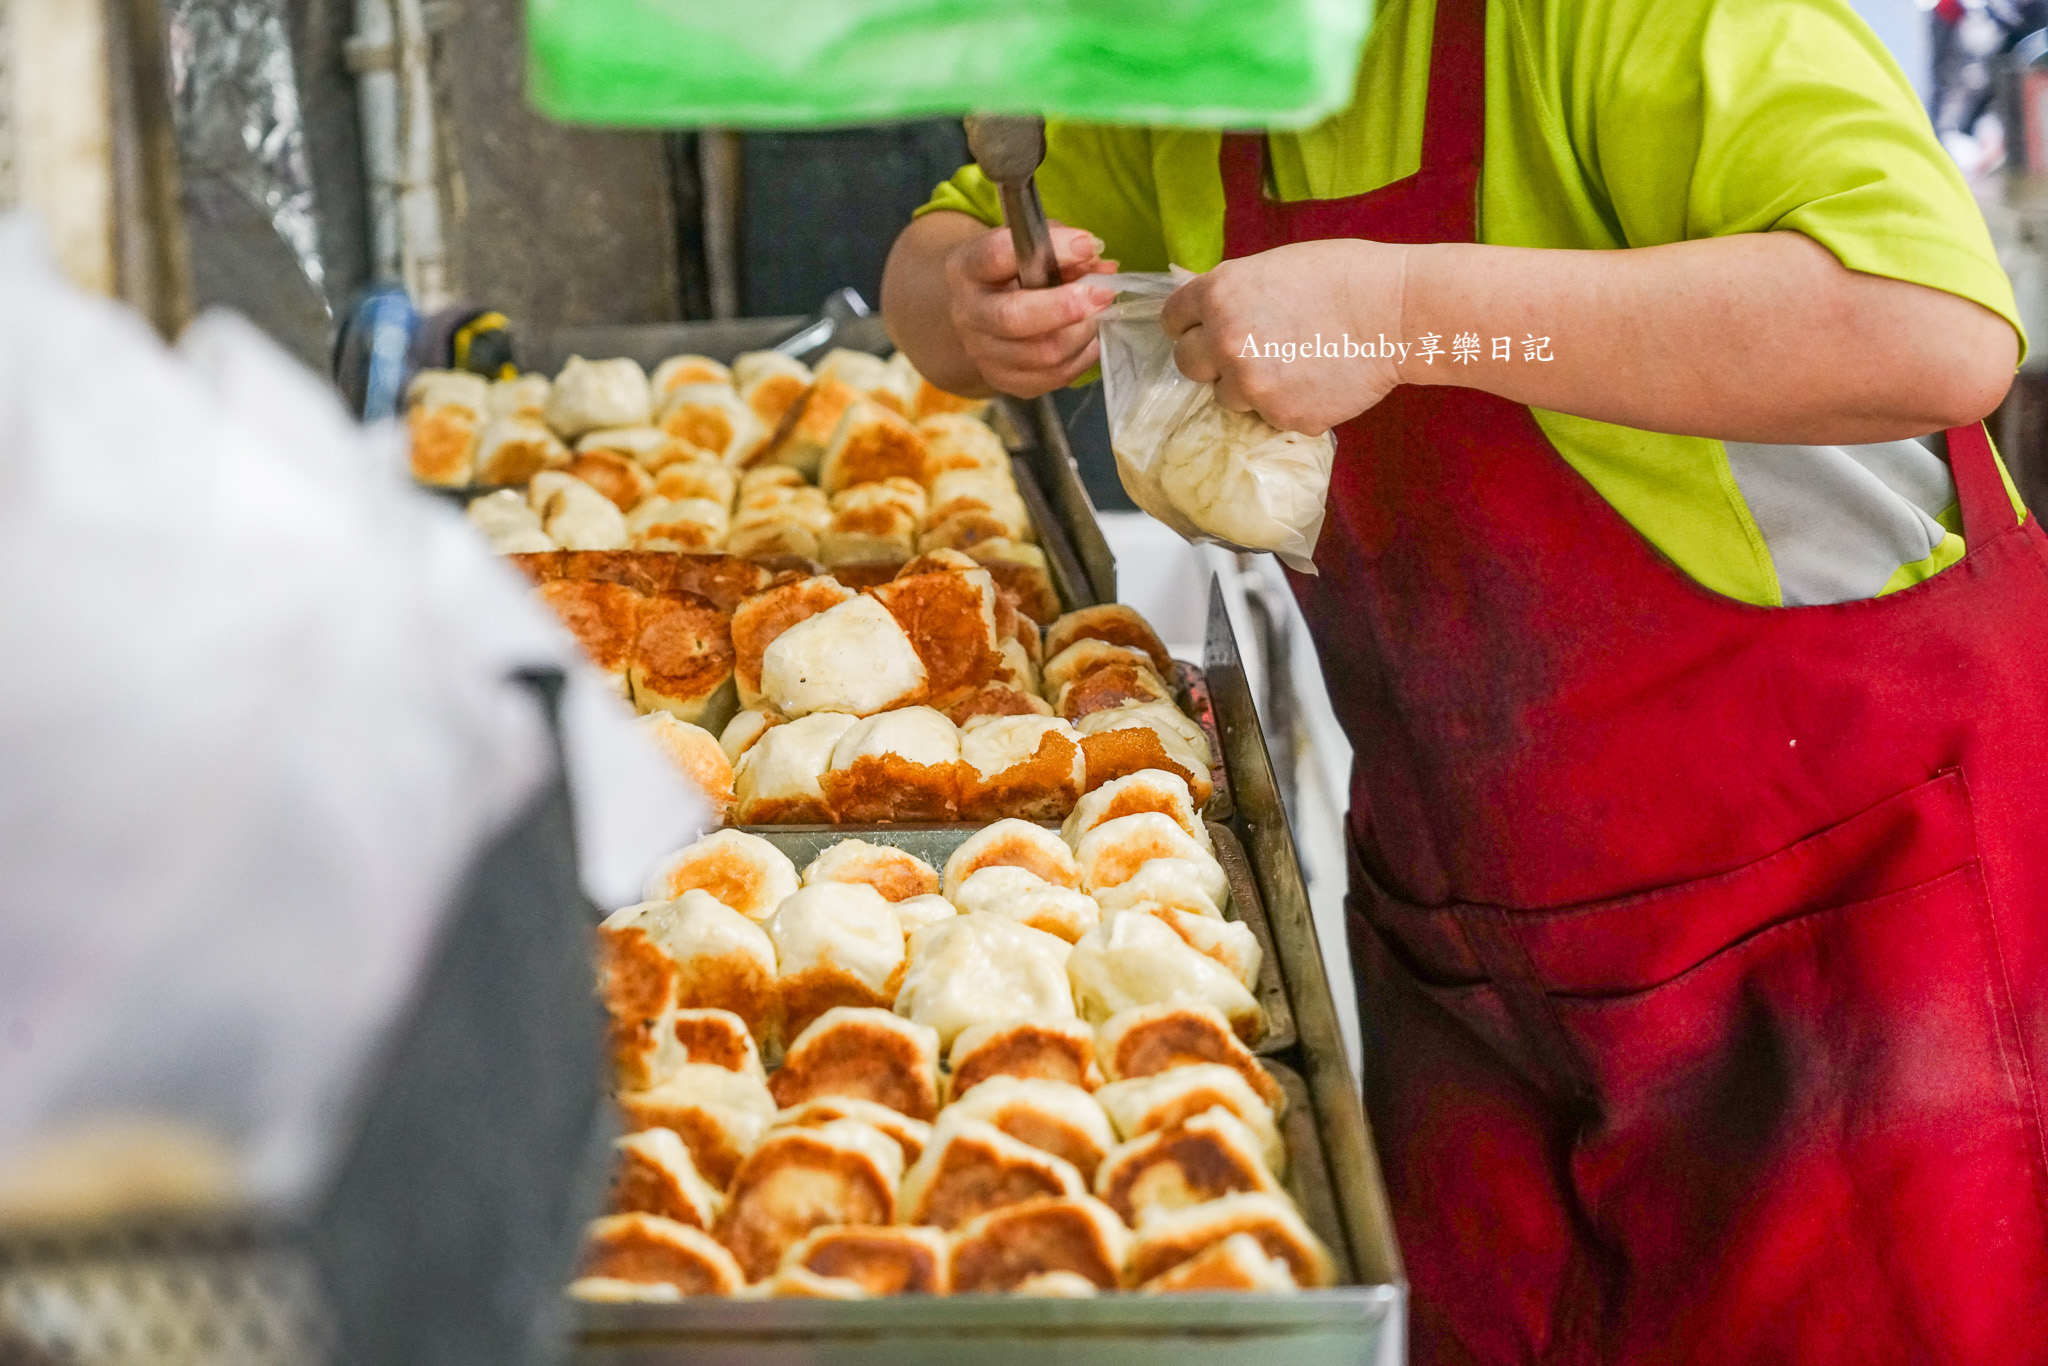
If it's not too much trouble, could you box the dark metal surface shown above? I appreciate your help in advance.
[1007,395,1117,604]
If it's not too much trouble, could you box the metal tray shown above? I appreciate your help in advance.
[1170,660,1234,823]
[1002,395,1117,607]
[571,1058,1393,1366]
[740,822,1294,1056]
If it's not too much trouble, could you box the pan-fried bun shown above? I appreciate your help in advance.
[916,412,1007,478]
[644,829,800,921]
[945,684,1056,726]
[761,594,929,718]
[948,1017,1102,1097]
[730,575,855,708]
[1096,1065,1284,1175]
[1056,660,1175,723]
[1094,1107,1282,1224]
[1078,699,1214,767]
[819,399,930,493]
[1062,770,1210,852]
[654,460,740,507]
[1092,858,1225,920]
[1011,1270,1102,1297]
[957,716,1085,823]
[898,1115,1086,1229]
[733,711,859,825]
[867,567,1005,708]
[784,1224,951,1297]
[652,353,732,394]
[536,578,640,697]
[1128,906,1260,990]
[944,1076,1114,1182]
[616,1062,777,1189]
[715,1121,904,1281]
[1138,1231,1298,1294]
[1073,814,1227,905]
[1096,1003,1284,1113]
[578,1213,745,1296]
[609,1128,724,1229]
[735,351,813,429]
[633,714,735,823]
[894,913,1074,1050]
[1068,912,1262,1043]
[1043,640,1161,698]
[951,867,1100,943]
[889,894,958,934]
[1045,605,1173,678]
[820,707,962,823]
[942,818,1080,898]
[629,592,737,729]
[801,839,940,902]
[670,1007,765,1078]
[768,1006,941,1120]
[965,540,1060,627]
[768,884,906,1039]
[720,708,782,765]
[598,891,779,1046]
[772,1097,932,1167]
[1125,1192,1335,1289]
[948,1196,1131,1292]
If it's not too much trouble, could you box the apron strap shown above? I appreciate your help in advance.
[1947,421,2023,546]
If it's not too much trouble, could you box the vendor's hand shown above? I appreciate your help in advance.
[944,221,1119,397]
[1162,240,1409,434]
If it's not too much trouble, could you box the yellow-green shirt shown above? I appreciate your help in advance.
[918,0,2026,606]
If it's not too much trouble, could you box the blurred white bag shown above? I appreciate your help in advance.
[1097,269,1335,574]
[0,213,702,1214]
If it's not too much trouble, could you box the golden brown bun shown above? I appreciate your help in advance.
[820,399,930,493]
[965,541,1060,626]
[407,403,479,486]
[634,714,735,824]
[1079,726,1214,809]
[893,914,1076,1051]
[567,450,655,512]
[1093,1107,1282,1224]
[609,1128,724,1229]
[643,829,800,920]
[652,354,732,393]
[765,376,865,477]
[1124,1192,1335,1289]
[819,707,963,823]
[1073,814,1226,901]
[1043,640,1158,698]
[956,715,1084,822]
[947,1196,1131,1293]
[730,576,856,707]
[1068,913,1261,1044]
[598,892,780,1045]
[785,1224,951,1296]
[1045,606,1174,678]
[1095,1065,1283,1175]
[659,383,766,464]
[579,1212,745,1295]
[557,549,673,596]
[944,1076,1115,1182]
[801,839,940,902]
[771,1097,931,1167]
[768,1006,941,1120]
[867,569,1004,710]
[666,553,773,610]
[475,416,569,484]
[670,1007,765,1077]
[654,460,740,508]
[1056,660,1175,722]
[940,819,1080,896]
[537,579,641,690]
[631,594,738,731]
[947,1018,1103,1097]
[1096,1003,1284,1113]
[1137,1231,1298,1293]
[950,867,1100,944]
[732,711,857,825]
[715,1122,904,1281]
[616,1062,777,1189]
[767,885,907,1039]
[897,1115,1086,1230]
[1062,770,1209,851]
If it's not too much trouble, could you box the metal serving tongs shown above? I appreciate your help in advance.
[965,114,1061,291]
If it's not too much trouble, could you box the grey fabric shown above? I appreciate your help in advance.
[1721,437,1958,605]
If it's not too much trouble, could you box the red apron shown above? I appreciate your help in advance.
[1220,0,2048,1360]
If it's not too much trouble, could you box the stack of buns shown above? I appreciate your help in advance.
[576,822,1330,1303]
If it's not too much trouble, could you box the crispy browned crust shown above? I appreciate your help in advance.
[408,406,476,483]
[917,510,1013,553]
[715,1132,898,1281]
[769,1016,939,1120]
[944,685,1053,726]
[1095,1125,1279,1224]
[559,549,674,595]
[762,376,861,467]
[907,1134,1078,1230]
[746,374,808,429]
[778,969,896,1044]
[951,1024,1100,1097]
[1057,661,1172,722]
[675,952,779,1048]
[609,1146,711,1227]
[1137,1237,1288,1292]
[827,561,903,591]
[950,824,1080,889]
[567,451,654,511]
[477,430,560,485]
[1104,1014,1284,1113]
[581,1219,742,1293]
[756,556,828,583]
[798,1227,950,1296]
[538,579,643,674]
[958,729,1085,823]
[776,1100,929,1166]
[1078,729,1213,806]
[949,1199,1124,1292]
[614,1096,753,1190]
[830,500,919,542]
[971,556,1059,628]
[597,923,680,1029]
[869,572,1002,706]
[1087,781,1198,835]
[1126,1206,1331,1289]
[827,406,929,489]
[660,400,741,455]
[913,381,988,423]
[671,1010,756,1074]
[1046,606,1173,677]
[736,793,835,826]
[811,847,940,903]
[504,550,564,583]
[661,554,768,610]
[820,753,962,824]
[729,576,855,699]
[983,1109,1107,1184]
[633,594,736,722]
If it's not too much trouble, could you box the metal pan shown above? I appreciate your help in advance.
[743,822,1295,1056]
[571,1058,1392,1366]
[1001,394,1117,607]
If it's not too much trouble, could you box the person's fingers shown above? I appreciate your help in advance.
[1046,222,1107,272]
[973,314,1101,377]
[983,332,1102,396]
[962,276,1114,342]
[1173,324,1222,384]
[1212,371,1258,414]
[958,222,1103,288]
[1159,273,1210,340]
[1059,256,1119,284]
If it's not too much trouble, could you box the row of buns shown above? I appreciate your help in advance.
[600,787,1264,1057]
[573,997,1333,1298]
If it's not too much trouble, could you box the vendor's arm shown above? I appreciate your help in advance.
[1164,231,2016,443]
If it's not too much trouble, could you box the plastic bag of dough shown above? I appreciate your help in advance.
[1096,270,1333,575]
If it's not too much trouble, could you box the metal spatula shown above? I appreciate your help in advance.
[965,115,1060,291]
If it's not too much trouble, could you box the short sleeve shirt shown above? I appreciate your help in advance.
[917,0,2025,606]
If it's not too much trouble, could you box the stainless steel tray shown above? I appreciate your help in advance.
[741,822,1294,1056]
[1002,395,1116,607]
